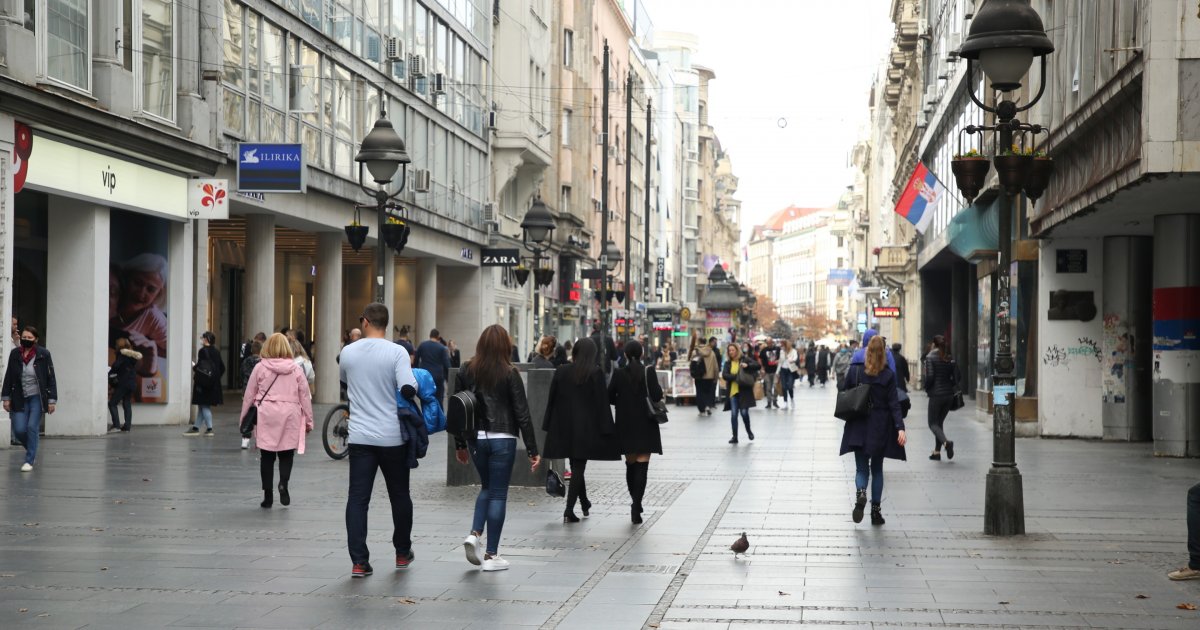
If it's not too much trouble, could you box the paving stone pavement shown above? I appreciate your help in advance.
[0,385,1198,629]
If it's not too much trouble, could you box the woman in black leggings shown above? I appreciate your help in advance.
[922,335,961,461]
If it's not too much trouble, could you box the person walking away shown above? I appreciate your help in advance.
[892,343,911,391]
[108,337,142,432]
[448,339,461,368]
[759,339,781,409]
[922,335,960,461]
[694,337,720,416]
[851,330,896,371]
[1168,482,1200,580]
[608,340,663,524]
[188,331,224,436]
[804,345,817,387]
[839,335,907,525]
[290,338,316,393]
[530,336,557,369]
[543,338,620,522]
[243,333,313,508]
[590,322,618,377]
[339,302,418,578]
[832,343,853,385]
[453,325,541,571]
[779,340,799,410]
[722,344,760,444]
[240,339,264,448]
[2,326,57,471]
[394,325,416,365]
[817,345,832,386]
[415,328,452,402]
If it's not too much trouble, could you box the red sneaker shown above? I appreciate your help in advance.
[395,550,415,569]
[351,562,373,578]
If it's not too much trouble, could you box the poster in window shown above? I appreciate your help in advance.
[109,210,170,403]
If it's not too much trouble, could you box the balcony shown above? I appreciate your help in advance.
[874,245,910,275]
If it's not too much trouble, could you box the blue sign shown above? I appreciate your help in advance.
[237,143,306,193]
[827,268,856,287]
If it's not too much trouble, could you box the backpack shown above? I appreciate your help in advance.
[689,355,706,379]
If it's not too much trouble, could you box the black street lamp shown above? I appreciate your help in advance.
[600,239,623,340]
[954,0,1054,537]
[354,110,412,304]
[520,194,557,340]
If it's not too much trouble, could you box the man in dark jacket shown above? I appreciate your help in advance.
[414,328,451,403]
[590,322,618,375]
[805,345,817,387]
[758,340,781,409]
[891,343,910,391]
[817,346,832,387]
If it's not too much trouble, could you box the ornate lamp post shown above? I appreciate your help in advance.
[952,0,1054,537]
[519,194,557,340]
[353,110,412,304]
[599,239,623,342]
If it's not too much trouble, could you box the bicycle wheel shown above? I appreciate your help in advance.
[322,403,351,460]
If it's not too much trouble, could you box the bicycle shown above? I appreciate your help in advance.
[322,402,350,460]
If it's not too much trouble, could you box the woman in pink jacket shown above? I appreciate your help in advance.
[241,333,313,508]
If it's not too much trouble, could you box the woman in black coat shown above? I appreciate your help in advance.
[542,338,620,522]
[721,344,760,444]
[608,340,663,524]
[2,325,57,471]
[839,335,907,526]
[188,331,225,436]
[108,337,143,431]
[922,335,961,461]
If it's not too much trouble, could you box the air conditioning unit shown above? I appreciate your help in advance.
[432,73,446,95]
[924,85,939,106]
[385,37,403,61]
[482,202,498,228]
[412,169,431,193]
[409,54,425,77]
[487,110,497,129]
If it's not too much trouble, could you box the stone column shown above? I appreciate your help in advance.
[92,0,134,117]
[46,198,109,435]
[315,233,343,404]
[0,114,14,441]
[416,258,437,340]
[244,214,276,339]
[1152,215,1200,456]
[192,219,209,346]
[1102,236,1152,441]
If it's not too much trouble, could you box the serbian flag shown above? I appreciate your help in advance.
[894,162,943,234]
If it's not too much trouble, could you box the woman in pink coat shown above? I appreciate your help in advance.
[241,333,313,508]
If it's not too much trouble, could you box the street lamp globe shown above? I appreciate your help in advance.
[521,195,556,245]
[603,240,622,272]
[957,0,1054,92]
[355,115,411,185]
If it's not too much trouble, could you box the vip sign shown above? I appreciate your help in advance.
[187,179,229,219]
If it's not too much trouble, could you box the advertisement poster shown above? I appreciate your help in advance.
[705,309,733,346]
[672,366,695,398]
[109,210,170,402]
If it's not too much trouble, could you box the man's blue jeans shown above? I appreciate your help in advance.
[1188,482,1200,570]
[854,451,884,504]
[471,438,516,556]
[345,443,413,565]
[194,405,213,429]
[11,395,41,465]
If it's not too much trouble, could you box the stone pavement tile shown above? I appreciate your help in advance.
[0,610,94,628]
[557,602,654,628]
[246,605,338,629]
[939,610,1088,626]
[1080,612,1200,629]
[801,607,944,624]
[656,622,731,630]
[663,605,801,622]
[728,624,867,630]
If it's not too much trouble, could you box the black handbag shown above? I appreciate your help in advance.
[735,367,755,388]
[949,390,965,410]
[240,373,280,436]
[835,384,873,421]
[447,389,479,435]
[545,466,566,497]
[641,366,669,424]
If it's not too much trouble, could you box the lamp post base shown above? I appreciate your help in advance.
[984,465,1025,536]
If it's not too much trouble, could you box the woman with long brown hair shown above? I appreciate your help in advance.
[608,340,663,524]
[453,325,541,571]
[922,334,961,461]
[838,335,906,525]
[722,343,760,444]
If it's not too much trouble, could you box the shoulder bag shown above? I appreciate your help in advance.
[239,373,281,436]
[834,366,872,422]
[545,464,566,497]
[643,367,669,424]
[735,366,756,388]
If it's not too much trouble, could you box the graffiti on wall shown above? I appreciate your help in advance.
[1043,337,1104,368]
[1102,314,1132,403]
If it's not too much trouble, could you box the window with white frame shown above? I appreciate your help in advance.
[561,108,571,146]
[36,0,90,91]
[563,28,573,68]
[120,0,176,121]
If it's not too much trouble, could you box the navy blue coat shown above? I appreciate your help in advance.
[838,364,906,460]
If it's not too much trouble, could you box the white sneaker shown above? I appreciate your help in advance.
[241,437,251,449]
[481,555,509,572]
[463,534,482,566]
[20,463,32,472]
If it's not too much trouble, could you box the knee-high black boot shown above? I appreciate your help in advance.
[259,453,275,508]
[635,462,650,513]
[626,462,642,524]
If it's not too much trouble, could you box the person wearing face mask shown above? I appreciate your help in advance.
[2,326,58,472]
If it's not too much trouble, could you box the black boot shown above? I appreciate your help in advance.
[743,417,754,441]
[635,462,649,514]
[278,482,290,506]
[852,489,867,523]
[260,489,272,509]
[870,503,885,526]
[626,463,641,523]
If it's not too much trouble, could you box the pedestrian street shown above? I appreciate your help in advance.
[1,386,1198,629]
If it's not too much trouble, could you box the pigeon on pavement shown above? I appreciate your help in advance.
[730,532,749,556]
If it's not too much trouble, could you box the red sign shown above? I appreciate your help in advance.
[567,281,580,303]
[873,306,901,318]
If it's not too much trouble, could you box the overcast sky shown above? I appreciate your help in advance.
[642,0,894,241]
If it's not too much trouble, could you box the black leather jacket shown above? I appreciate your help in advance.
[923,350,961,397]
[454,365,539,455]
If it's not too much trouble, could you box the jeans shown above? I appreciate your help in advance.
[1188,482,1200,570]
[696,378,716,412]
[11,395,41,465]
[928,395,953,450]
[261,449,295,490]
[346,443,413,565]
[854,451,885,504]
[109,386,133,429]
[194,405,213,429]
[471,437,517,555]
[762,372,778,407]
[780,370,796,402]
[729,395,751,438]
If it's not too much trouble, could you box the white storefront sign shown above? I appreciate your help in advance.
[187,178,229,219]
[24,135,188,219]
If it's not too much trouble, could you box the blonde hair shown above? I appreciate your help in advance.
[289,338,310,361]
[864,335,886,376]
[261,333,294,359]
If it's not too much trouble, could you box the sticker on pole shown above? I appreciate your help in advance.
[992,385,1016,406]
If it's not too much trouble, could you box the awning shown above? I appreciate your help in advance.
[947,196,1000,260]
